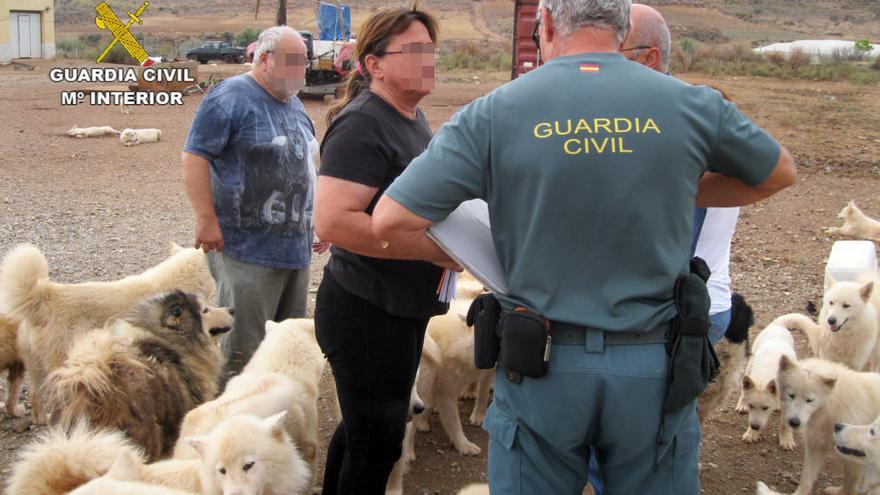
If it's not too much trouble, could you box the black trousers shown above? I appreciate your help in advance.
[315,268,428,495]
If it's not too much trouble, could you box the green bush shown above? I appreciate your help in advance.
[236,27,261,48]
[855,39,874,52]
[56,37,87,59]
[437,41,511,72]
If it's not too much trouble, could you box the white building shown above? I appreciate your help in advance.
[0,0,56,64]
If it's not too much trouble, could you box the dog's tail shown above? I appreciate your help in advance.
[724,293,754,345]
[45,331,146,429]
[6,420,144,495]
[774,313,822,355]
[0,244,50,325]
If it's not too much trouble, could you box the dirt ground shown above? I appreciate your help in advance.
[0,59,879,494]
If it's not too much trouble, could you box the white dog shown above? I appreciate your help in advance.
[186,412,311,495]
[832,414,880,495]
[759,355,880,495]
[175,318,327,477]
[736,315,799,449]
[6,421,145,495]
[120,128,163,146]
[385,367,428,495]
[69,452,196,495]
[66,125,121,138]
[782,276,877,372]
[825,201,880,242]
[413,299,492,456]
[0,243,214,423]
[0,314,24,417]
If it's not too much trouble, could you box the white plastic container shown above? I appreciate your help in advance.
[825,240,878,287]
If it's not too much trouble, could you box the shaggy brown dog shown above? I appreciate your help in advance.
[46,291,229,460]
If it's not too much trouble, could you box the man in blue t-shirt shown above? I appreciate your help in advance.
[371,0,796,493]
[182,25,325,382]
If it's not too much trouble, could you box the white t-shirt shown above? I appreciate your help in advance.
[694,207,740,315]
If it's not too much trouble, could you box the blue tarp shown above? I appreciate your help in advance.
[318,3,351,41]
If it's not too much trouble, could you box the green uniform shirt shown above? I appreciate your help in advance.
[386,52,780,332]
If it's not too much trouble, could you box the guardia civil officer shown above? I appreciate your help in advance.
[371,0,796,492]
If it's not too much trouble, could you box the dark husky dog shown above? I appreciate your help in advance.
[46,291,231,460]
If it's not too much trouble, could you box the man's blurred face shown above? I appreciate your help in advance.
[264,34,307,98]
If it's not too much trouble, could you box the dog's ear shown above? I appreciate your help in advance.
[820,375,837,389]
[167,242,185,255]
[861,281,874,303]
[264,410,288,441]
[742,375,755,390]
[766,379,777,395]
[186,436,207,456]
[105,451,142,482]
[779,354,796,372]
[826,275,836,291]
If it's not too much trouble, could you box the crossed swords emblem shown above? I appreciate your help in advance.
[94,1,152,65]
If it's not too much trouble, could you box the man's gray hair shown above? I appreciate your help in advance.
[253,25,302,62]
[539,0,631,41]
[629,12,671,71]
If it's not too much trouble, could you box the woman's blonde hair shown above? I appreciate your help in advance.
[325,3,439,126]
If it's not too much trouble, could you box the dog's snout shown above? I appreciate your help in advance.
[789,418,801,428]
[413,403,425,415]
[750,424,761,431]
[834,423,844,433]
[228,308,235,317]
[828,317,837,326]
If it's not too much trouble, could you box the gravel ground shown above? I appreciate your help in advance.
[0,59,879,494]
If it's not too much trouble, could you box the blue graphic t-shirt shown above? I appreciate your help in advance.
[184,74,317,269]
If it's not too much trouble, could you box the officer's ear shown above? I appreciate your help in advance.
[644,46,662,71]
[541,6,556,45]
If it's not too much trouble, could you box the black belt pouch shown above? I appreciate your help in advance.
[468,293,502,369]
[499,309,550,379]
[663,257,721,413]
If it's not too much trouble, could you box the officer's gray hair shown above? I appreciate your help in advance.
[254,25,303,63]
[539,0,631,41]
[628,11,671,71]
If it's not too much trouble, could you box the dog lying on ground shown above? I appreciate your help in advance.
[832,414,880,495]
[412,298,491,456]
[45,291,231,460]
[698,293,753,425]
[781,276,878,372]
[0,314,25,417]
[757,355,880,495]
[0,242,215,423]
[735,315,799,449]
[120,128,163,146]
[175,318,327,477]
[66,125,121,138]
[186,411,312,495]
[824,201,880,242]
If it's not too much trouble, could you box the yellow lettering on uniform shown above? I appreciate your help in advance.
[564,139,582,155]
[554,120,573,136]
[574,119,593,134]
[534,122,552,139]
[642,118,661,134]
[614,118,632,133]
[619,137,633,153]
[593,118,612,134]
[591,138,609,153]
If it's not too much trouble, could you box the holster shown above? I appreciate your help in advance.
[468,293,502,370]
[663,257,721,414]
